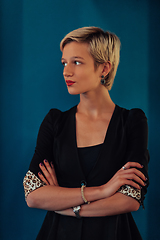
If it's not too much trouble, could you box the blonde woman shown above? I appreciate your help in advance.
[23,27,149,240]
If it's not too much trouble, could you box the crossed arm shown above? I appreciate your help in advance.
[26,160,147,217]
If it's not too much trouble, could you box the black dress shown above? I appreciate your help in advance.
[23,105,149,240]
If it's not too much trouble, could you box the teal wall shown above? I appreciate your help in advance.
[0,0,160,239]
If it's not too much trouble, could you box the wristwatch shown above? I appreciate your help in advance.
[73,205,81,219]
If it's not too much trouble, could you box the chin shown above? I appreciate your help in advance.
[67,86,90,95]
[67,89,80,95]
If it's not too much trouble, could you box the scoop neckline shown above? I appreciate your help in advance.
[77,143,103,149]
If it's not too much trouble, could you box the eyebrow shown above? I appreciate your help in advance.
[61,56,84,61]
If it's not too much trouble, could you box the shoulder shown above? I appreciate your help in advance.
[127,108,148,129]
[48,105,76,119]
[41,108,62,128]
[47,108,62,121]
[115,105,148,133]
[128,108,147,120]
[117,105,147,122]
[118,107,148,140]
[44,105,77,126]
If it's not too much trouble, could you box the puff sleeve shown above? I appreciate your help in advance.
[118,109,149,208]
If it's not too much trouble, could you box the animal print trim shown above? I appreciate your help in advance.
[118,185,141,203]
[23,170,46,200]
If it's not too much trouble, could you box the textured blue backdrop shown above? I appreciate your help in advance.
[0,0,160,239]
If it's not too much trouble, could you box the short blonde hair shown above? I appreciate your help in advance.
[60,27,121,90]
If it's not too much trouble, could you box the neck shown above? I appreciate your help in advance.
[77,87,115,118]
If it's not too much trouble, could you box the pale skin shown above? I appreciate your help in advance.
[26,41,147,217]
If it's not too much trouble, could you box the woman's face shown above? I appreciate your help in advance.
[61,41,103,95]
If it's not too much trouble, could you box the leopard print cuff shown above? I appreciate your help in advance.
[118,185,141,203]
[23,170,46,200]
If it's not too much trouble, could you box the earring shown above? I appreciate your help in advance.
[101,75,106,85]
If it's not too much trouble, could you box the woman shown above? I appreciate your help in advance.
[23,27,149,240]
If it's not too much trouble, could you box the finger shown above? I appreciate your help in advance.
[122,166,127,170]
[122,168,147,182]
[43,160,58,186]
[39,162,54,185]
[124,162,143,170]
[38,172,49,185]
[123,180,142,190]
[51,162,59,186]
[51,161,54,169]
[122,172,146,187]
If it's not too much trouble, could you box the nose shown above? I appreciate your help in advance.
[63,63,73,78]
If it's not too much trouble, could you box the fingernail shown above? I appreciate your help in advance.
[40,163,43,166]
[38,172,41,175]
[145,177,148,180]
[141,164,144,167]
[44,159,48,163]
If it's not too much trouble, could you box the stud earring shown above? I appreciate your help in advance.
[101,75,106,85]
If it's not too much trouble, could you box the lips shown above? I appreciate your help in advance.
[66,80,75,86]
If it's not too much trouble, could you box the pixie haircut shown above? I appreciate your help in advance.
[60,27,121,90]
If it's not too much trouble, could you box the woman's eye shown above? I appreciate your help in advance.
[62,62,67,67]
[75,61,81,65]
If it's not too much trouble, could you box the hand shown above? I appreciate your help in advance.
[101,162,147,198]
[38,159,59,186]
[55,208,75,217]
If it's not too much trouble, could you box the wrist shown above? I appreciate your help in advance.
[81,184,90,204]
[98,184,107,198]
[85,185,105,203]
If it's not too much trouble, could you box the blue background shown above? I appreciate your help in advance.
[0,0,160,239]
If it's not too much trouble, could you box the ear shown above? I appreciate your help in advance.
[102,61,112,76]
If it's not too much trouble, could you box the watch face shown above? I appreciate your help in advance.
[73,206,81,212]
[73,206,81,218]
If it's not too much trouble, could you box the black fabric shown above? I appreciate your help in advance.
[28,105,149,240]
[77,144,102,178]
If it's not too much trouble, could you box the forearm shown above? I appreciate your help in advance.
[56,192,140,218]
[26,185,103,211]
[26,161,145,212]
[81,192,140,217]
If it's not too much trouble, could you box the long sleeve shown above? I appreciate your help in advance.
[23,109,61,199]
[118,108,149,207]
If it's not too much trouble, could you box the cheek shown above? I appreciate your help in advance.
[82,69,95,79]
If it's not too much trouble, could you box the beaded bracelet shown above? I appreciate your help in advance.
[81,184,90,204]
